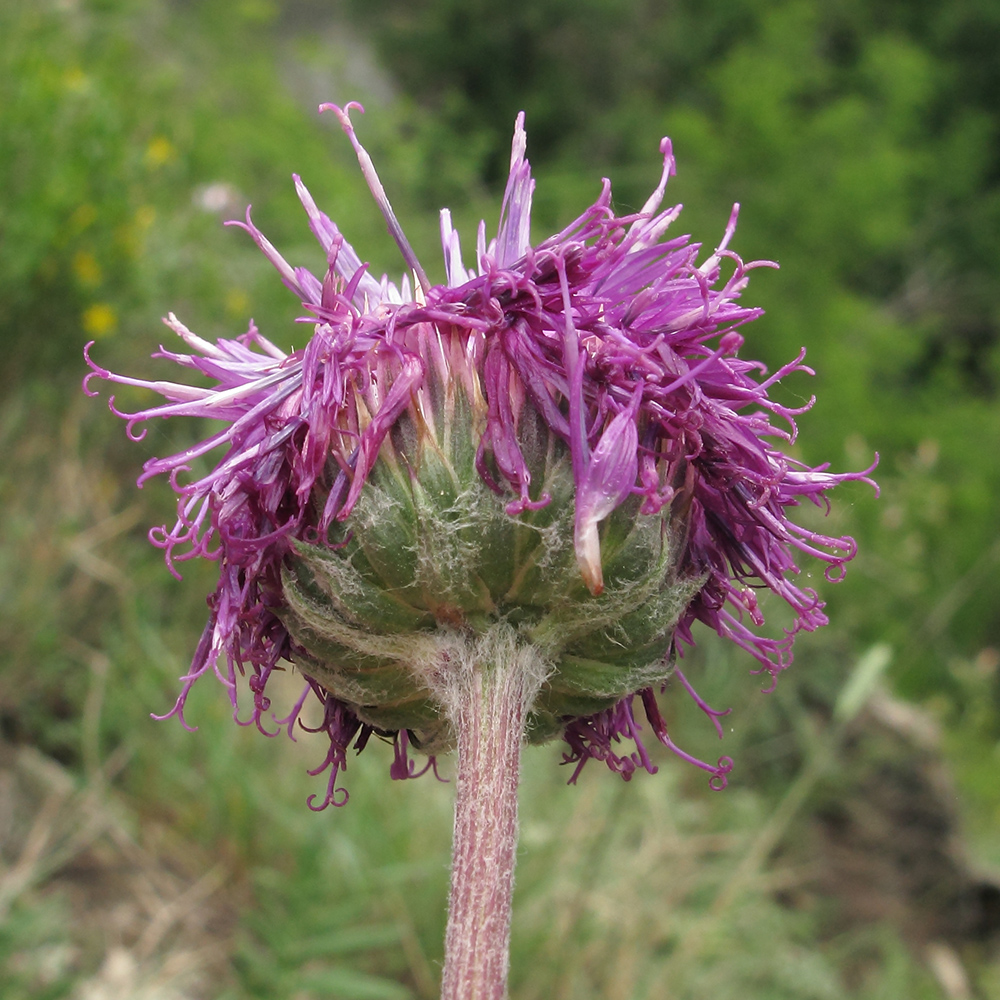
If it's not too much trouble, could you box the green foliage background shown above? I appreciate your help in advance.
[1,0,998,997]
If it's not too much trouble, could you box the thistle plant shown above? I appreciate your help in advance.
[86,103,876,999]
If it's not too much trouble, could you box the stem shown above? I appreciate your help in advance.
[437,626,548,1000]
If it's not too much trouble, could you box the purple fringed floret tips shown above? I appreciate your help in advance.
[85,108,876,803]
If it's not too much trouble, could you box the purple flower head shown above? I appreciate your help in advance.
[85,103,876,807]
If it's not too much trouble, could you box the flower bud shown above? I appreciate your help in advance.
[86,103,877,805]
[279,361,704,751]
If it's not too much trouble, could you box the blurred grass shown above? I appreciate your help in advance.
[2,0,999,998]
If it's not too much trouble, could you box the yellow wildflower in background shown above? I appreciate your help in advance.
[145,136,177,169]
[82,303,117,338]
[72,250,102,288]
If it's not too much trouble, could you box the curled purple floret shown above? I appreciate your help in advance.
[562,685,735,790]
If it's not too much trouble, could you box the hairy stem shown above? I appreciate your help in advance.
[436,625,548,1000]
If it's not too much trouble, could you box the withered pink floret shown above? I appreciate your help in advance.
[85,104,876,806]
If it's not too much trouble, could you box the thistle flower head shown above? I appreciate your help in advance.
[85,103,876,807]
